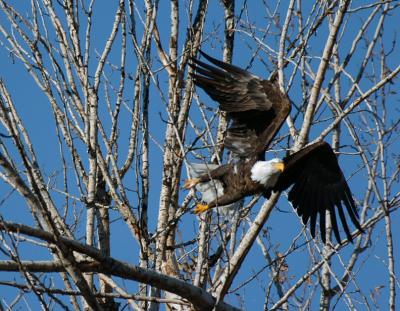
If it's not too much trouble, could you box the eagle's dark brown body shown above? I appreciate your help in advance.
[195,159,266,208]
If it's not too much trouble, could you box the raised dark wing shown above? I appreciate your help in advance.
[273,141,363,243]
[191,51,291,158]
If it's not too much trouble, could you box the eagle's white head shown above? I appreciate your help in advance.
[250,158,285,187]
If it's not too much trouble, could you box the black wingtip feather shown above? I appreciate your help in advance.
[191,57,230,80]
[343,184,364,233]
[309,182,322,239]
[198,50,251,76]
[319,208,326,244]
[310,210,317,239]
[291,174,309,217]
[301,183,314,225]
[286,169,307,207]
[334,190,353,242]
[327,196,342,244]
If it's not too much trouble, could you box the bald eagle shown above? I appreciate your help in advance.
[184,51,363,243]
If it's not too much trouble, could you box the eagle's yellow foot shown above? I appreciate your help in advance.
[193,203,210,214]
[183,178,200,189]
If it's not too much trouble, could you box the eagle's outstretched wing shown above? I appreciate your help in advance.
[191,51,291,159]
[274,141,363,243]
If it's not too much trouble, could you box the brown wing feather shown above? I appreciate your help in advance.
[191,51,291,158]
[274,141,363,243]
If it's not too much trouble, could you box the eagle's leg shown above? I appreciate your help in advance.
[183,164,231,189]
[183,178,200,189]
[193,190,243,214]
[193,203,210,214]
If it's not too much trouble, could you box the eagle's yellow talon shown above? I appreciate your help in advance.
[194,203,210,214]
[183,178,200,189]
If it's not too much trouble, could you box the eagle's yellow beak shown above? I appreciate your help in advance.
[274,162,285,172]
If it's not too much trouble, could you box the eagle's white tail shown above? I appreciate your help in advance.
[187,163,241,216]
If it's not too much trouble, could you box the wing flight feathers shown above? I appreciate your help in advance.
[191,53,273,112]
[274,141,363,243]
[198,50,254,77]
[191,51,290,158]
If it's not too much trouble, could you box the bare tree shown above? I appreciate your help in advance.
[0,1,399,310]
